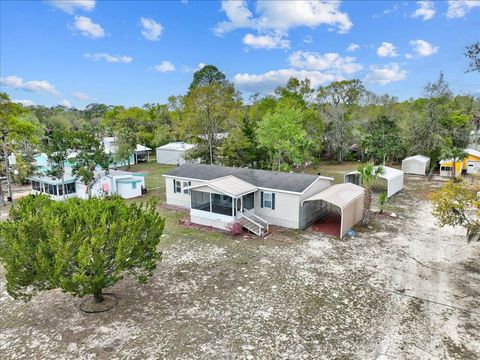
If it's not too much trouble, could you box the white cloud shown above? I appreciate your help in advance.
[140,17,163,41]
[84,53,133,63]
[377,42,398,57]
[154,61,176,73]
[233,68,340,93]
[48,0,95,14]
[182,63,206,73]
[59,99,72,108]
[365,63,407,85]
[73,91,93,100]
[446,0,480,18]
[410,39,438,56]
[405,53,413,59]
[303,35,313,44]
[0,75,60,95]
[289,51,362,74]
[347,43,360,52]
[372,4,399,18]
[411,1,436,21]
[73,16,105,38]
[12,99,34,106]
[243,33,290,49]
[215,0,352,35]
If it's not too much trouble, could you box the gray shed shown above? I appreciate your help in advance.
[156,142,195,165]
[401,155,430,176]
[301,183,365,238]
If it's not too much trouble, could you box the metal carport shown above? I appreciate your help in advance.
[301,183,365,238]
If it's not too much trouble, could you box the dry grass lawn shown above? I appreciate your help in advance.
[0,163,479,359]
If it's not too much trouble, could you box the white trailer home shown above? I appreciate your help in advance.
[30,170,146,200]
[401,155,430,176]
[164,164,366,238]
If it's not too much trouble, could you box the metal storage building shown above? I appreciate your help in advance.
[156,142,196,165]
[401,155,430,176]
[344,166,404,198]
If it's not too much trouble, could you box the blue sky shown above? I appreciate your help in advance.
[1,0,479,108]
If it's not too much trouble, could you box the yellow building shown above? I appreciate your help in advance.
[439,149,480,177]
[439,159,463,177]
[463,149,480,174]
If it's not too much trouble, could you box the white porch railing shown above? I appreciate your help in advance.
[237,209,269,237]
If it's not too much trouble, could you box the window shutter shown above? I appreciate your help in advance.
[173,179,176,193]
[260,191,264,208]
[272,193,275,210]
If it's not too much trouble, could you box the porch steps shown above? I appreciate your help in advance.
[237,210,269,237]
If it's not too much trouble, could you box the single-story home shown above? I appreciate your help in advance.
[463,148,480,174]
[439,148,480,177]
[344,165,403,198]
[29,170,146,200]
[439,159,463,177]
[401,155,430,176]
[156,142,196,165]
[164,164,366,238]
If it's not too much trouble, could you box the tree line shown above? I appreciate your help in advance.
[1,55,479,191]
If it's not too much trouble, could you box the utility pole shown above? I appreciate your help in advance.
[2,134,13,204]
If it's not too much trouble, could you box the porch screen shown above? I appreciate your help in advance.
[191,190,210,211]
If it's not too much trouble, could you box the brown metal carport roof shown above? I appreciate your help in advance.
[301,183,365,238]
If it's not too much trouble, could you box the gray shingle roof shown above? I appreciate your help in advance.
[165,164,329,193]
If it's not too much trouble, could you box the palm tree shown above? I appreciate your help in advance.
[441,146,467,179]
[357,163,384,226]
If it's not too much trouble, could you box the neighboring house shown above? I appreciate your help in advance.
[29,170,145,200]
[439,149,480,177]
[30,154,146,200]
[402,155,430,176]
[463,149,480,175]
[164,164,365,238]
[156,142,196,165]
[344,166,404,198]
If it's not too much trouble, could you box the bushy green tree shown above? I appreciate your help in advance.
[362,115,404,164]
[431,180,480,243]
[257,105,312,171]
[0,195,165,303]
[70,127,110,196]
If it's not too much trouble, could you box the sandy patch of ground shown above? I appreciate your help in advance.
[0,178,479,359]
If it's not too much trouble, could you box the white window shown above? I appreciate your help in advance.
[175,180,182,193]
[183,181,190,194]
[263,192,272,209]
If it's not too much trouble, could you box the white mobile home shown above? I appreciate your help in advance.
[401,155,430,176]
[30,170,146,200]
[164,164,366,238]
[156,142,196,165]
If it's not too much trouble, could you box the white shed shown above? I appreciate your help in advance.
[402,155,430,176]
[156,142,196,165]
[344,165,404,198]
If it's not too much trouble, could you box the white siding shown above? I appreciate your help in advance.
[190,209,233,230]
[254,191,301,229]
[165,177,204,208]
[298,178,333,229]
[402,158,429,176]
[156,149,186,165]
[117,181,142,199]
